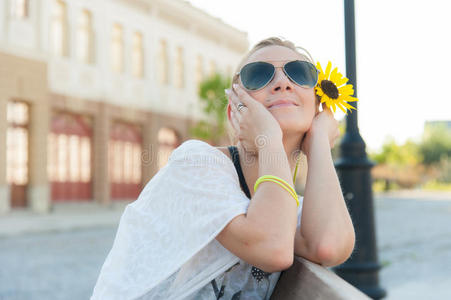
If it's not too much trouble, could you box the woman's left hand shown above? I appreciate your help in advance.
[301,103,340,158]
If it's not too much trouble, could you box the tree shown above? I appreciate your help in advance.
[419,124,451,165]
[189,73,231,145]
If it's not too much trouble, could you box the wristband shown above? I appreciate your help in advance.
[254,175,299,207]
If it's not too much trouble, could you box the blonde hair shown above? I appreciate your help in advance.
[226,37,320,145]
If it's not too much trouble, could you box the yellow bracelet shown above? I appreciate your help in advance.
[254,175,299,207]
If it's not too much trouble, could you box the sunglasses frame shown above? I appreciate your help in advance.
[236,60,319,91]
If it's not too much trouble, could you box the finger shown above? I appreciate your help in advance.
[232,84,255,108]
[230,90,248,114]
[230,101,243,123]
[226,88,240,107]
[230,110,240,132]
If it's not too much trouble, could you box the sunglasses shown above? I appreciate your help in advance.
[237,60,319,91]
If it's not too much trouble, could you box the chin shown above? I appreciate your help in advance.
[277,120,310,135]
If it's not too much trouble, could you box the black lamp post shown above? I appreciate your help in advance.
[332,1,387,299]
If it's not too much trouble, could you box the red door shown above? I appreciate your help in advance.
[109,122,142,200]
[49,113,92,202]
[6,101,29,208]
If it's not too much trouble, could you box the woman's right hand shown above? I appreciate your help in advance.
[227,84,283,153]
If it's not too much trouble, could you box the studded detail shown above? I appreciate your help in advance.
[251,266,271,283]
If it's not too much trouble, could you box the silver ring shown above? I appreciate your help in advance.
[237,103,246,112]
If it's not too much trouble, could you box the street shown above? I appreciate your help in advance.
[1,193,450,300]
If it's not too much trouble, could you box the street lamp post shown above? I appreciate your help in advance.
[333,0,387,299]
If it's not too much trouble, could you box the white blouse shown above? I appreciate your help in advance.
[91,139,303,300]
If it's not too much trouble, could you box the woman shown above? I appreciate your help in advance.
[91,37,355,300]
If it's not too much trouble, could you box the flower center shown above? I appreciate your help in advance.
[320,80,339,99]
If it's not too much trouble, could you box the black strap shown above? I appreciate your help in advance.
[227,146,251,199]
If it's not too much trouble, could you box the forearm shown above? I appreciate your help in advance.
[246,141,298,251]
[299,134,355,263]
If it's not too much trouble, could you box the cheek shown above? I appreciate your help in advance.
[248,90,268,104]
[296,89,317,112]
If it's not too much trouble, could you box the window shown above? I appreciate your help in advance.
[111,23,124,73]
[51,0,68,57]
[77,9,94,64]
[132,32,144,78]
[11,0,29,19]
[195,55,204,89]
[6,101,29,186]
[174,46,184,88]
[158,39,169,84]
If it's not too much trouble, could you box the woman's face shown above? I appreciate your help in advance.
[232,45,317,135]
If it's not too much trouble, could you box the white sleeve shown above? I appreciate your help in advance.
[91,140,250,300]
[297,196,304,228]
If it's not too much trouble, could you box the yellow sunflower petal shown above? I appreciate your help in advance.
[316,88,324,97]
[336,75,349,87]
[331,101,337,113]
[342,101,356,111]
[316,62,324,74]
[338,84,353,92]
[338,85,354,96]
[325,61,332,79]
[330,67,339,83]
[344,96,359,102]
[336,102,348,114]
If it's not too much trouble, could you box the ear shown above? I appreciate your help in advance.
[227,100,232,121]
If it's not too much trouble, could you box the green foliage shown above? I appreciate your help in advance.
[189,73,231,144]
[419,124,451,165]
[370,137,422,167]
[369,125,451,191]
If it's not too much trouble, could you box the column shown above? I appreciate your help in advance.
[0,95,9,213]
[93,103,110,204]
[28,95,51,213]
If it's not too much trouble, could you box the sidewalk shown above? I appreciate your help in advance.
[1,190,450,237]
[0,201,129,237]
[376,189,451,200]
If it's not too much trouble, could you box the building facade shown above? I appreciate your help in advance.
[0,0,248,213]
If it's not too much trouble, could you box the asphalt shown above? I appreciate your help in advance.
[1,190,451,300]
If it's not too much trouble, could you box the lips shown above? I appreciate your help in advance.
[268,100,298,109]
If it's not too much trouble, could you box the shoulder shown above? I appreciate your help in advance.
[169,139,233,168]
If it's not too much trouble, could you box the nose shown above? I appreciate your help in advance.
[270,68,294,93]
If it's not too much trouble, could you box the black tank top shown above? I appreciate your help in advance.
[227,146,251,199]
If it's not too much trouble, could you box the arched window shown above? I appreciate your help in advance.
[77,9,94,64]
[51,0,68,57]
[6,101,29,186]
[132,31,144,78]
[111,23,124,73]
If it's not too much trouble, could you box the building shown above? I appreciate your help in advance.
[0,0,248,213]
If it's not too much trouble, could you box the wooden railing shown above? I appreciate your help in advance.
[271,256,371,300]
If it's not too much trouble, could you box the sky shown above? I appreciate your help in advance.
[187,0,451,152]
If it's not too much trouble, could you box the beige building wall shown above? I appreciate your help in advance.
[0,52,49,213]
[0,0,248,212]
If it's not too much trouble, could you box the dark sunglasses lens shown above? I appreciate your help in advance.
[284,61,318,88]
[240,62,274,90]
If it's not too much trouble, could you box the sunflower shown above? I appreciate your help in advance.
[315,61,358,114]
